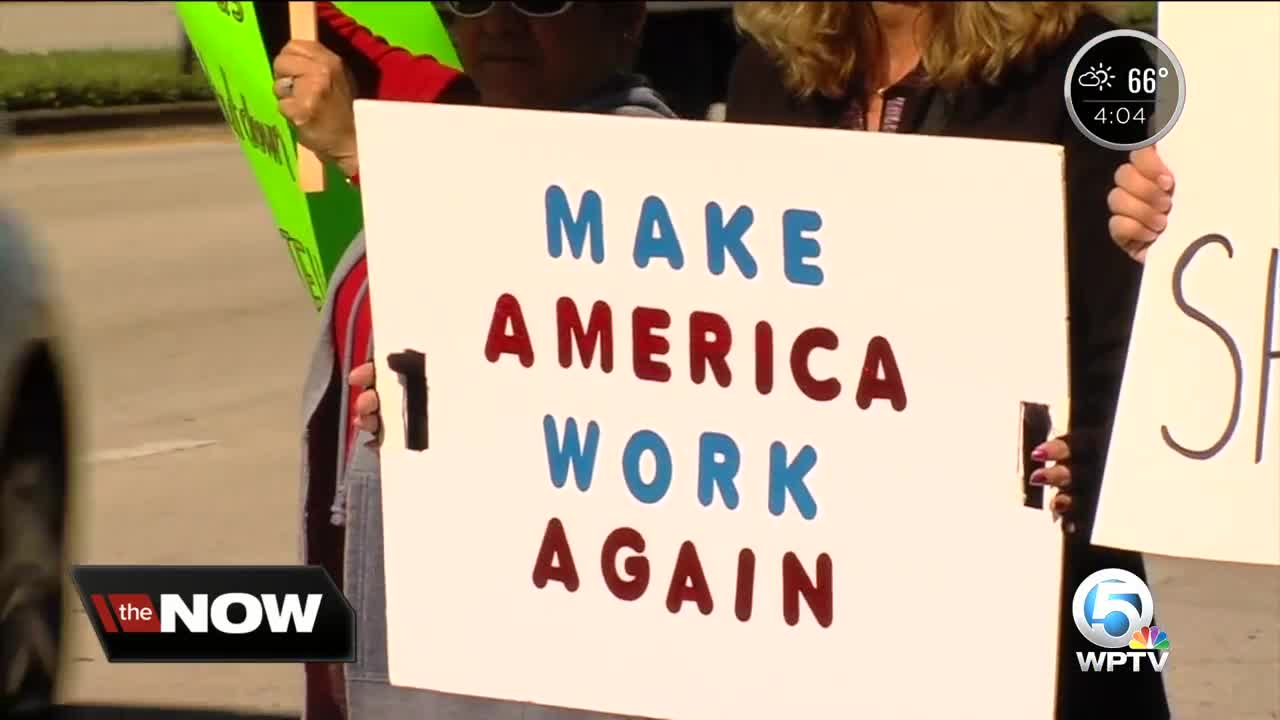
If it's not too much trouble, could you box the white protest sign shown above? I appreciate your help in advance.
[356,100,1068,719]
[1096,2,1280,565]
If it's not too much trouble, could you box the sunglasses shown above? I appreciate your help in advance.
[443,1,574,19]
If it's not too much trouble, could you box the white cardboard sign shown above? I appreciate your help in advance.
[356,100,1068,718]
[1096,2,1280,565]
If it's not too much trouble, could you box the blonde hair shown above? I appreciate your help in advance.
[735,2,1129,98]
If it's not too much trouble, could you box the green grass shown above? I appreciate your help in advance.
[0,48,214,112]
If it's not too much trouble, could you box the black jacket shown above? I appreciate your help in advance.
[726,13,1169,720]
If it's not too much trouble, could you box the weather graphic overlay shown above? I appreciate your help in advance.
[1064,29,1185,151]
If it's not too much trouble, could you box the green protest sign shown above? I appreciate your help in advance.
[336,2,459,66]
[177,1,459,308]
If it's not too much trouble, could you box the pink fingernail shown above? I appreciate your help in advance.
[1031,446,1048,462]
[1030,470,1046,485]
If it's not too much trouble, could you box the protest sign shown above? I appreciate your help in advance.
[176,1,458,307]
[1095,2,1280,565]
[357,101,1070,719]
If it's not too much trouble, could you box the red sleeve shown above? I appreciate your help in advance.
[316,1,465,103]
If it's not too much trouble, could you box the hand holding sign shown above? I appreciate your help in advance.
[283,3,326,192]
[274,8,359,183]
[1108,145,1177,262]
[348,362,383,444]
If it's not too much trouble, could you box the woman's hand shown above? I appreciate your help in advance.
[1108,146,1175,263]
[272,39,360,178]
[1030,437,1077,534]
[349,362,382,447]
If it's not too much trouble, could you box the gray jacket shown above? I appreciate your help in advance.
[300,80,675,719]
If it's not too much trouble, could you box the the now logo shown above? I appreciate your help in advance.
[73,565,354,662]
[90,592,322,634]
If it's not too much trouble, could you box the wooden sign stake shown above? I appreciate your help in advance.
[289,1,326,193]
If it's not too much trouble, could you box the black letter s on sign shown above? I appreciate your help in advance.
[1161,234,1244,460]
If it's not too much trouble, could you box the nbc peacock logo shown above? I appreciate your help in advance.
[1073,568,1171,673]
[1130,625,1171,652]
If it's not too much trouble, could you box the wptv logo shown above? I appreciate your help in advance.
[71,566,354,662]
[1073,568,1170,673]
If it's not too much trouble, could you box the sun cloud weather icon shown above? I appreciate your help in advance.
[1077,63,1113,89]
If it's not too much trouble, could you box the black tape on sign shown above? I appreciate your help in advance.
[387,349,429,452]
[1020,402,1053,509]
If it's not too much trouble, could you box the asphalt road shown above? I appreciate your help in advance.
[3,133,310,715]
[1,134,1276,718]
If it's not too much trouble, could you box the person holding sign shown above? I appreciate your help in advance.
[275,3,675,719]
[722,3,1169,719]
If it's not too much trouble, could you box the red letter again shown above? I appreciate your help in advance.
[782,551,832,628]
[666,540,714,615]
[556,297,614,372]
[734,548,756,622]
[601,526,649,601]
[531,518,580,592]
[485,293,534,367]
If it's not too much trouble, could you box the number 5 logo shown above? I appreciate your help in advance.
[1071,568,1154,649]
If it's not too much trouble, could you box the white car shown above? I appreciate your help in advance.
[0,194,71,714]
